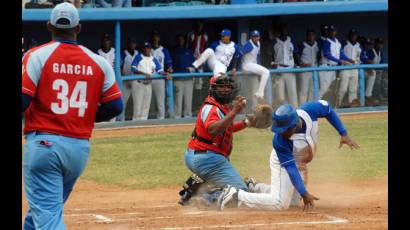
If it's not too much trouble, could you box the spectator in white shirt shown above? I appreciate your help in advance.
[298,29,319,105]
[336,29,361,108]
[271,23,300,107]
[120,38,139,121]
[97,33,115,68]
[130,42,165,120]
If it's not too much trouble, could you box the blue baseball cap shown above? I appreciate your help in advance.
[142,42,152,48]
[250,30,260,37]
[220,29,231,37]
[328,25,336,32]
[271,104,299,134]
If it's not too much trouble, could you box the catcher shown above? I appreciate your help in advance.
[217,100,359,211]
[178,73,273,205]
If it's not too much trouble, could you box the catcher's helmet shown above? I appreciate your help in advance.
[209,73,237,105]
[271,104,299,134]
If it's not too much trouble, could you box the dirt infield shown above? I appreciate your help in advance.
[22,177,387,229]
[22,112,388,229]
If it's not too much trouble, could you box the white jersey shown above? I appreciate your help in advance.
[343,41,361,64]
[152,46,166,69]
[321,38,342,66]
[97,47,115,68]
[241,39,260,64]
[300,41,319,66]
[290,109,319,155]
[372,48,382,64]
[273,36,295,67]
[122,50,138,75]
[212,41,237,67]
[131,54,160,75]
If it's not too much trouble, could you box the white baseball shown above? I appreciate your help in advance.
[243,99,247,104]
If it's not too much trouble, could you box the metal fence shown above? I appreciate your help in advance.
[118,63,387,118]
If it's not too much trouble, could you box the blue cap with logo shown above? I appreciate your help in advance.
[142,42,152,48]
[250,30,260,37]
[271,104,299,134]
[220,29,231,37]
[328,25,336,32]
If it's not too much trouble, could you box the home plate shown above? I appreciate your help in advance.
[92,214,113,223]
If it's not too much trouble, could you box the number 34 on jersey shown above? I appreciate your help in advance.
[51,79,88,117]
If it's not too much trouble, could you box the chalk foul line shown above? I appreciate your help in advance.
[160,214,349,230]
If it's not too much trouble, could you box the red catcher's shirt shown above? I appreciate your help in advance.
[188,96,246,157]
[22,40,122,139]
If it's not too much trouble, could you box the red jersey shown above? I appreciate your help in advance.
[188,96,246,157]
[22,40,122,139]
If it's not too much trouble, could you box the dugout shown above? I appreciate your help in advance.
[22,0,388,119]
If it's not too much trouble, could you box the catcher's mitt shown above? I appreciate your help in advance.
[247,104,273,129]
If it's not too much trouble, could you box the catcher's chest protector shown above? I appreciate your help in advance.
[188,97,233,157]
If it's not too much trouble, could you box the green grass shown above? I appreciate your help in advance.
[83,115,387,189]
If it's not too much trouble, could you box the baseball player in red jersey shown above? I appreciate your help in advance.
[22,3,123,229]
[178,73,251,205]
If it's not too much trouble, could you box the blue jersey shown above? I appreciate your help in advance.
[172,46,195,73]
[272,100,347,195]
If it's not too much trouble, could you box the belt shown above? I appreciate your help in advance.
[194,150,207,154]
[193,149,227,158]
[35,131,59,136]
[30,131,89,141]
[279,64,291,67]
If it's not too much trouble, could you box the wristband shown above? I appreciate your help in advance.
[243,118,250,127]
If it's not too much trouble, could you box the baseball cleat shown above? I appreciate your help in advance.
[217,185,238,211]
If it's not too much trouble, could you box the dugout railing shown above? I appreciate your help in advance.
[121,63,388,118]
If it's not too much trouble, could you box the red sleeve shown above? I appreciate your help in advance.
[233,120,246,132]
[100,82,121,104]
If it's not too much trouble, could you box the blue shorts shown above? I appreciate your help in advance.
[23,132,90,230]
[184,149,248,191]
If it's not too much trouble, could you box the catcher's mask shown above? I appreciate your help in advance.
[209,73,239,105]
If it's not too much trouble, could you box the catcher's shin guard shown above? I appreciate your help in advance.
[178,174,205,205]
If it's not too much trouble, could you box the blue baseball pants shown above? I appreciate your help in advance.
[23,132,90,230]
[184,149,248,191]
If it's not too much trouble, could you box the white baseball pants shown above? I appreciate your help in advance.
[151,79,166,119]
[318,70,336,99]
[193,48,227,75]
[237,148,296,210]
[275,72,298,107]
[133,81,152,120]
[298,72,314,105]
[365,70,376,97]
[244,74,259,111]
[338,70,359,104]
[121,80,141,121]
[264,75,273,106]
[242,62,270,99]
[174,78,194,118]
